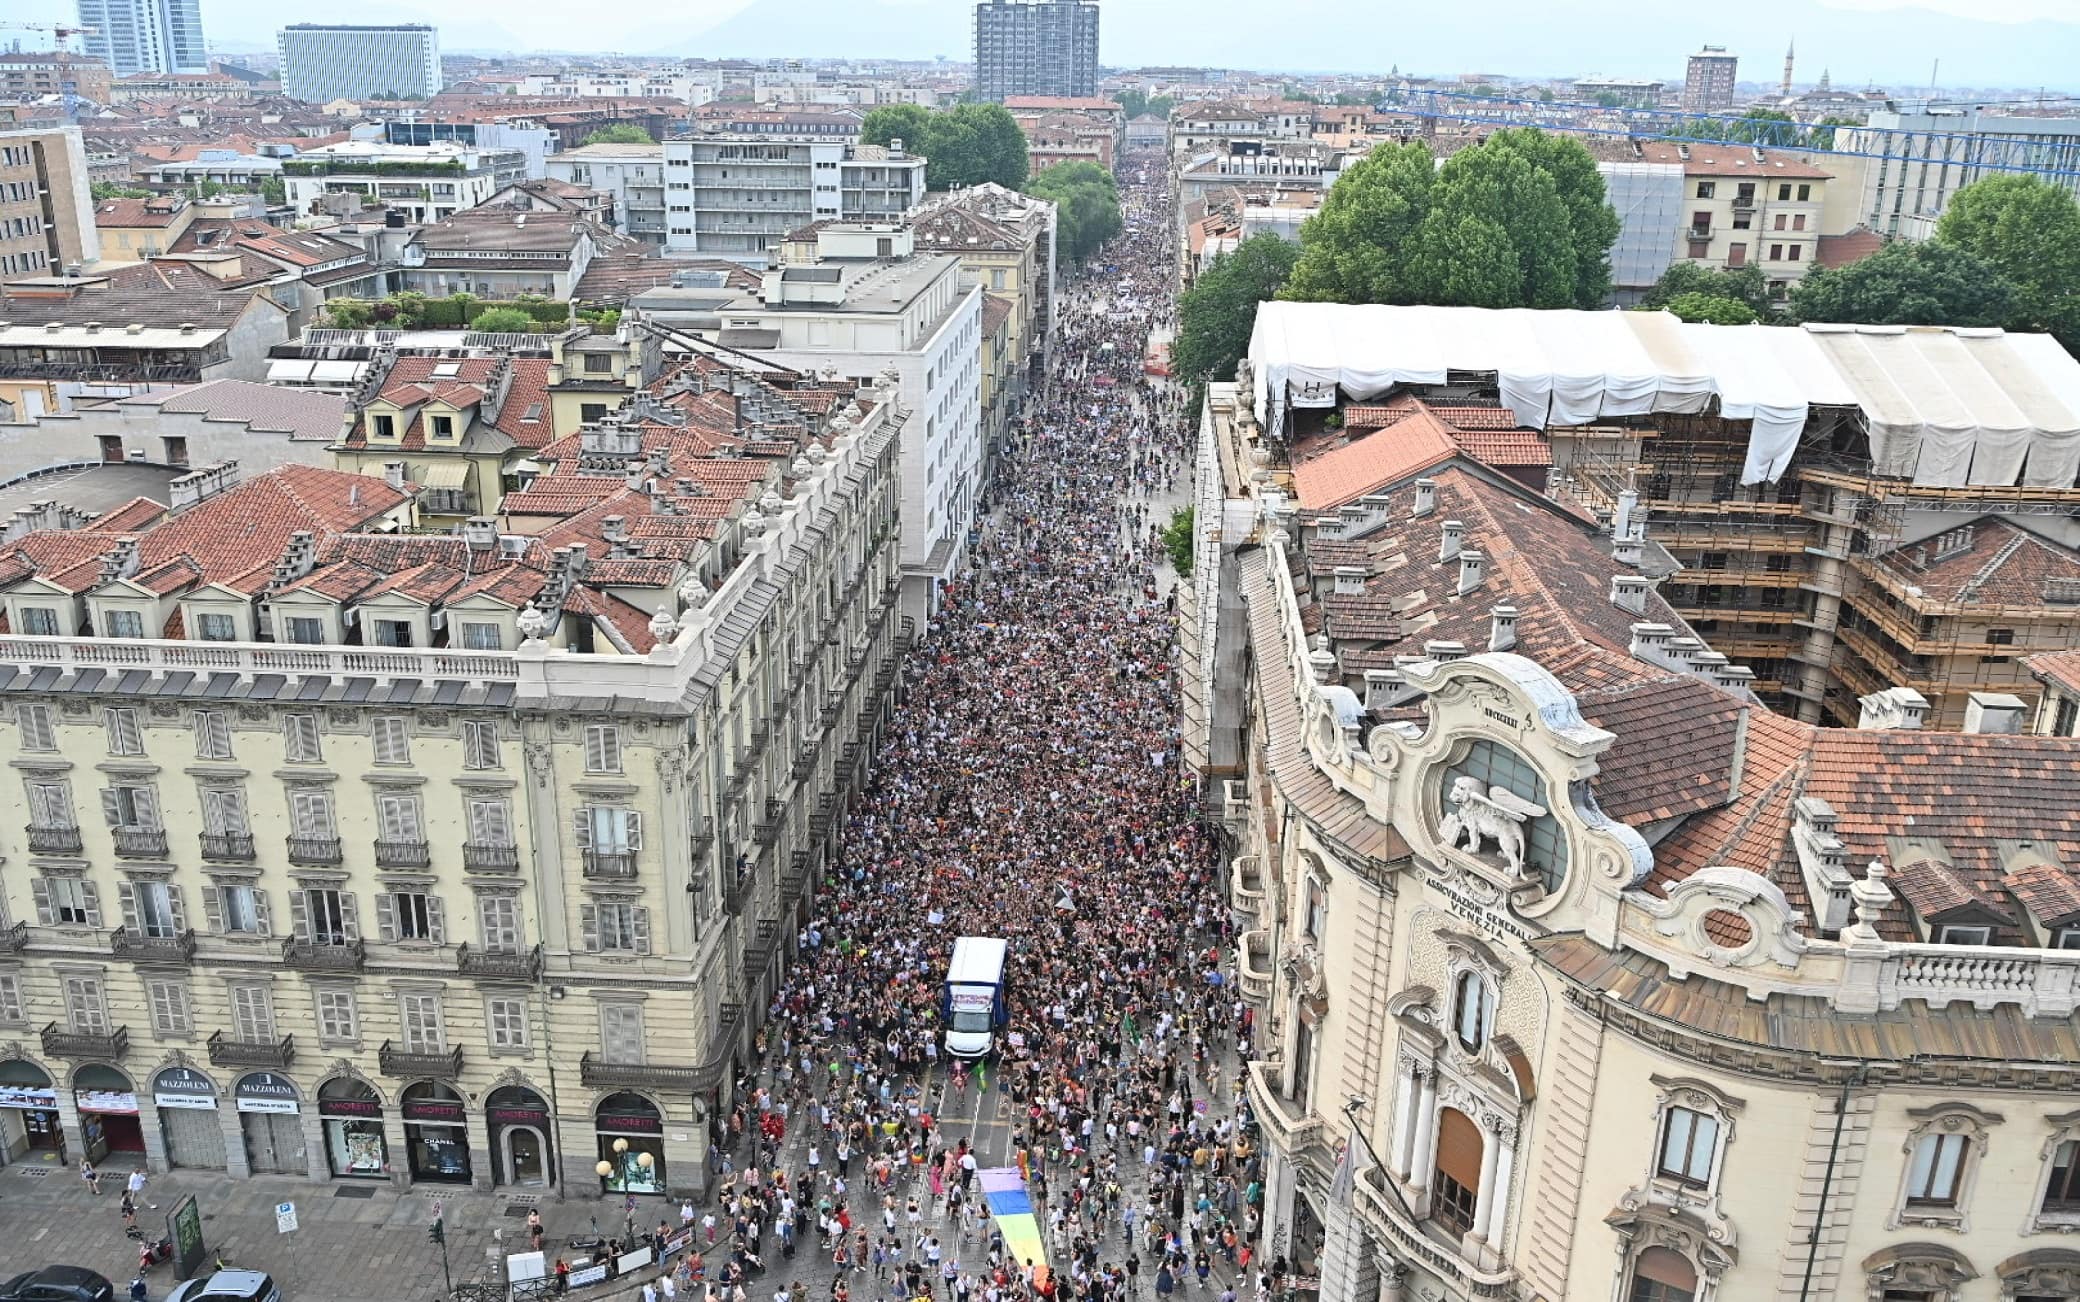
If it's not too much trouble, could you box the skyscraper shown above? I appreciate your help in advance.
[972,0,1100,103]
[75,0,206,76]
[1682,45,1738,113]
[279,24,443,103]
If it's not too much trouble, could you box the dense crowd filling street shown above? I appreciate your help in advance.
[585,153,1273,1302]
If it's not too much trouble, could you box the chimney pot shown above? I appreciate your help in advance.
[1456,548,1485,596]
[1963,690,2027,735]
[1412,478,1436,517]
[1609,573,1651,615]
[1332,566,1366,596]
[1489,604,1519,652]
[1437,519,1464,563]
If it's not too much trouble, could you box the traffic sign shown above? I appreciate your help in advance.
[275,1201,297,1233]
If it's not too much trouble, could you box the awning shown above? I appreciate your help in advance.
[417,461,470,490]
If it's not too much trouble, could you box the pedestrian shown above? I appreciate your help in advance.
[127,1168,153,1208]
[80,1158,100,1194]
[554,1259,571,1296]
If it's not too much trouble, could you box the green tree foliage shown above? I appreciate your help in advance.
[1172,233,1300,385]
[260,176,286,204]
[1160,506,1195,577]
[90,182,150,200]
[1641,262,1774,319]
[468,307,536,333]
[1025,162,1122,263]
[1663,293,1759,325]
[1113,90,1175,120]
[323,298,374,329]
[1282,130,1616,309]
[860,103,1026,190]
[1789,242,2016,328]
[1934,174,2080,353]
[580,124,655,146]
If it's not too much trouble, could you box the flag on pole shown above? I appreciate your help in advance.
[1329,1127,1356,1203]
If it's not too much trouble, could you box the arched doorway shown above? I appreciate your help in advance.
[1432,1107,1483,1238]
[0,1059,62,1163]
[1628,1246,1698,1302]
[318,1077,386,1179]
[593,1092,664,1194]
[151,1066,223,1170]
[73,1064,142,1160]
[487,1085,552,1188]
[401,1082,470,1184]
[234,1072,304,1175]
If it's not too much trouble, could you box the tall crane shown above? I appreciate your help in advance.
[0,21,98,51]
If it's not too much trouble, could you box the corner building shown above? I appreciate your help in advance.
[0,354,908,1194]
[1192,371,2080,1302]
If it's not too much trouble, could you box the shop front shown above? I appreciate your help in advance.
[593,1093,665,1195]
[151,1066,224,1170]
[235,1072,305,1175]
[317,1078,388,1180]
[0,1059,63,1164]
[73,1065,144,1161]
[487,1085,553,1188]
[401,1082,470,1184]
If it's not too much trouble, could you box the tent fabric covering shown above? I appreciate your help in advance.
[1247,304,2080,488]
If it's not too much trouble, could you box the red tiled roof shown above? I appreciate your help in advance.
[1634,140,1834,180]
[1816,227,1886,269]
[1291,408,1458,510]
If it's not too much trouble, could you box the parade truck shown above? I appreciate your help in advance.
[943,936,1009,1059]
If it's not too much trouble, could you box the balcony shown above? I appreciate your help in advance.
[457,942,543,980]
[112,827,169,859]
[378,1040,464,1080]
[41,1021,127,1060]
[743,918,778,978]
[375,839,432,869]
[723,866,755,916]
[690,815,715,857]
[1230,855,1266,926]
[286,834,343,866]
[110,927,196,965]
[582,848,638,879]
[25,824,83,855]
[1239,928,1274,1003]
[0,919,25,953]
[463,842,520,873]
[199,831,257,862]
[207,1029,294,1070]
[1686,226,1712,244]
[282,936,365,971]
[579,1052,703,1093]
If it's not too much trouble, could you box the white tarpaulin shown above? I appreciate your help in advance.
[1247,304,2080,487]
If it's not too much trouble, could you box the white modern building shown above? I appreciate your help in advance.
[546,142,669,242]
[661,134,928,266]
[75,0,205,76]
[278,24,442,104]
[281,141,528,224]
[517,69,718,105]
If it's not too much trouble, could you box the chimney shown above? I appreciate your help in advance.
[1666,636,1704,670]
[98,535,141,585]
[1962,691,2027,735]
[382,460,406,490]
[601,515,630,554]
[1456,548,1484,596]
[1362,668,1402,711]
[1412,478,1436,517]
[1489,604,1518,652]
[462,516,498,551]
[1437,519,1464,563]
[1628,621,1674,661]
[1613,487,1638,540]
[1610,574,1651,615]
[1613,531,1644,567]
[1857,686,1929,731]
[1332,566,1366,596]
[1423,639,1468,663]
[626,460,647,491]
[1690,650,1731,682]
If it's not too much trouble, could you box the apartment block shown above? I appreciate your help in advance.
[0,126,98,280]
[546,143,669,241]
[282,141,529,225]
[1637,141,1832,295]
[278,25,443,104]
[972,0,1099,102]
[75,0,206,76]
[1681,44,1737,112]
[0,53,114,104]
[0,352,908,1192]
[660,134,926,266]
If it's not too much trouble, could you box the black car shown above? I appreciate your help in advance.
[0,1267,116,1302]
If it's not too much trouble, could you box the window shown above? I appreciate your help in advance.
[1936,924,1991,946]
[489,996,529,1049]
[1987,627,2015,645]
[289,789,336,838]
[576,805,641,855]
[1656,1106,1719,1187]
[479,895,521,951]
[990,268,1007,290]
[1906,1132,1968,1205]
[36,875,97,926]
[0,974,21,1023]
[193,710,232,760]
[379,890,442,943]
[583,724,623,773]
[1695,180,1716,199]
[377,792,423,843]
[284,616,325,644]
[284,713,323,762]
[103,609,145,639]
[581,900,651,954]
[102,783,160,830]
[463,721,501,769]
[315,988,358,1041]
[147,980,190,1035]
[1787,244,1801,262]
[296,887,355,945]
[371,716,411,765]
[206,881,267,934]
[468,797,514,849]
[580,402,609,423]
[104,707,144,755]
[230,985,275,1043]
[201,787,250,837]
[431,415,454,439]
[1628,1248,1698,1302]
[64,975,107,1034]
[19,606,59,636]
[372,414,395,439]
[1453,970,1496,1053]
[1440,740,1568,891]
[584,353,613,373]
[1727,243,1747,267]
[400,992,445,1052]
[2056,927,2080,949]
[1793,213,1807,231]
[126,880,183,938]
[372,619,413,648]
[17,702,54,751]
[460,621,503,651]
[2044,1140,2080,1213]
[600,1003,645,1063]
[1773,213,1788,230]
[1432,1107,1482,1236]
[1769,243,1784,261]
[1797,183,1811,200]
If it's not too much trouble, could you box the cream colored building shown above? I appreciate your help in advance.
[1189,376,2080,1302]
[1637,142,1832,298]
[0,356,908,1195]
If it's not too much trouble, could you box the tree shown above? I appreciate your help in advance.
[1173,233,1300,386]
[1789,241,2017,328]
[260,176,286,204]
[1160,507,1195,577]
[1479,127,1621,307]
[90,182,150,200]
[1934,174,2080,352]
[324,298,375,329]
[1281,141,1435,304]
[1663,292,1759,325]
[580,124,654,146]
[859,104,932,154]
[468,307,536,333]
[1026,161,1121,263]
[922,103,1028,190]
[1641,262,1774,319]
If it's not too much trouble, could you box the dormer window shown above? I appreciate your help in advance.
[432,415,455,439]
[371,619,413,649]
[102,609,145,639]
[371,413,395,440]
[285,616,325,645]
[196,612,237,642]
[19,606,59,636]
[1936,925,1992,946]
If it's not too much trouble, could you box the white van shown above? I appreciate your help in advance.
[943,936,1009,1059]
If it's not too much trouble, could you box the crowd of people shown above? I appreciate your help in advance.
[597,152,1290,1302]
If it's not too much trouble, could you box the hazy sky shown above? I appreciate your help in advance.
[12,0,2079,89]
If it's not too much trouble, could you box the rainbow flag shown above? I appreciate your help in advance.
[978,1166,1048,1275]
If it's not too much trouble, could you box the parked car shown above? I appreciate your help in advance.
[0,1267,116,1302]
[166,1274,280,1302]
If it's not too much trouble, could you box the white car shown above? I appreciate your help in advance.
[165,1273,280,1302]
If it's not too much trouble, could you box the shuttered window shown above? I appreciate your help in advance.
[600,1003,644,1064]
[192,710,233,760]
[101,784,159,829]
[283,713,323,762]
[400,992,444,1053]
[0,974,21,1022]
[16,703,54,752]
[583,724,623,774]
[147,980,190,1035]
[1628,1248,1698,1302]
[27,780,72,828]
[289,790,336,837]
[1433,1108,1483,1236]
[468,798,513,847]
[463,720,501,770]
[377,793,423,842]
[488,996,528,1049]
[201,788,249,834]
[580,901,650,954]
[371,716,411,765]
[230,985,275,1042]
[479,896,520,951]
[378,891,442,943]
[315,988,357,1041]
[104,707,144,756]
[63,975,106,1033]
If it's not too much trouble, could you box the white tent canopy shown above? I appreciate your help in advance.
[1246,303,2080,487]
